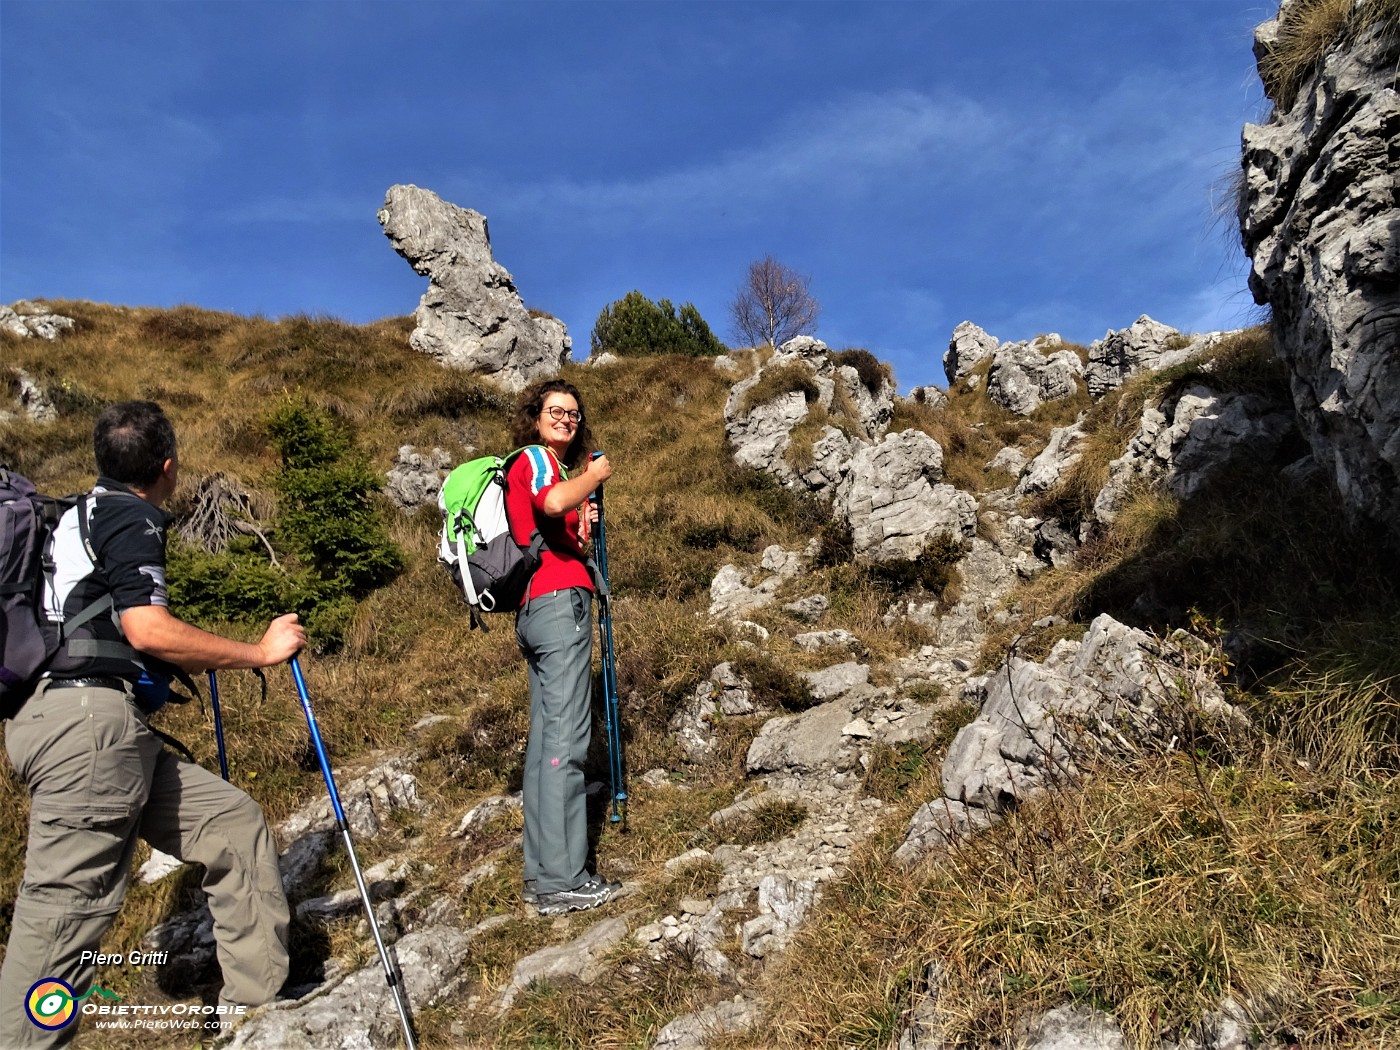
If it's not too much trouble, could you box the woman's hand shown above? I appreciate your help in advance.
[578,499,599,542]
[586,454,612,486]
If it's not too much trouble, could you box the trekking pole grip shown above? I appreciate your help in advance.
[589,450,605,499]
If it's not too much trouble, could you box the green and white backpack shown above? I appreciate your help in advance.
[437,447,553,629]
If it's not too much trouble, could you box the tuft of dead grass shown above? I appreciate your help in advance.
[1259,0,1399,111]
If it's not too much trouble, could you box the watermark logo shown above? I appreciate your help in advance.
[24,979,119,1030]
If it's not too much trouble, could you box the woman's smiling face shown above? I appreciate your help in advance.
[537,391,581,452]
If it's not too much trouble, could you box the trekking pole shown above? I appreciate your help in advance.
[289,657,417,1050]
[589,452,626,824]
[207,671,229,781]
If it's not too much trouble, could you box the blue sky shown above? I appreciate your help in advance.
[1,0,1275,391]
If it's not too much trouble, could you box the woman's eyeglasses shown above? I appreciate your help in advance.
[542,406,583,424]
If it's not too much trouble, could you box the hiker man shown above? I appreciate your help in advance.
[0,400,305,1047]
[506,379,621,915]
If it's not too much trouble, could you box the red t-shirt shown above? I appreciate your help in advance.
[505,446,593,604]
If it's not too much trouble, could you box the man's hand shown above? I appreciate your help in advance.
[255,613,307,667]
[122,606,307,672]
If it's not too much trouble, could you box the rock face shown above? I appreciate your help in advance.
[1239,7,1400,537]
[834,430,977,561]
[985,334,1084,415]
[1091,380,1297,524]
[377,184,570,391]
[943,320,999,383]
[723,336,895,502]
[1085,314,1211,399]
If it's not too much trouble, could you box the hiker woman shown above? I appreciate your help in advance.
[505,379,619,915]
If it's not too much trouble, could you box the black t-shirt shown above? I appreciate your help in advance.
[43,477,171,681]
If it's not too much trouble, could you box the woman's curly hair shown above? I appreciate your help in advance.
[509,379,594,469]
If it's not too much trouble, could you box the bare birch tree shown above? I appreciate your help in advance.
[730,256,820,348]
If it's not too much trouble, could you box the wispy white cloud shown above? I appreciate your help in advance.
[443,89,1005,233]
[220,191,373,226]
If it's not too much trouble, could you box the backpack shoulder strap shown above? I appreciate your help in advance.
[60,488,150,665]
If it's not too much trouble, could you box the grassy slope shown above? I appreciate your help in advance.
[2,304,1397,1048]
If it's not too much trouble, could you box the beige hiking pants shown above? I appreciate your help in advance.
[0,680,289,1048]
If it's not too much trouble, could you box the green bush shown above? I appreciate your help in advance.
[730,652,816,712]
[590,290,726,358]
[267,401,402,593]
[169,400,403,651]
[863,533,969,597]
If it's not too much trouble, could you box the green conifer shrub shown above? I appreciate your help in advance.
[590,290,726,358]
[168,399,403,650]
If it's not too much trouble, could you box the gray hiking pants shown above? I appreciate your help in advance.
[516,587,594,894]
[0,680,290,1048]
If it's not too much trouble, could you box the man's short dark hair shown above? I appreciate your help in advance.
[94,400,177,486]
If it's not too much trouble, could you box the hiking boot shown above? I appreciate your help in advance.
[534,874,621,916]
[522,880,538,905]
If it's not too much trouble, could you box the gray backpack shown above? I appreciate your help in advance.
[0,467,121,716]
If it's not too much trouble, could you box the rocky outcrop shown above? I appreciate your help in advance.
[377,184,570,391]
[383,445,453,513]
[1091,380,1296,524]
[225,924,489,1049]
[833,429,977,562]
[943,320,999,383]
[708,544,811,620]
[1,300,76,341]
[985,334,1084,415]
[671,662,776,763]
[1016,422,1086,496]
[723,336,895,501]
[1239,6,1400,537]
[895,614,1239,866]
[2,369,56,423]
[906,386,949,412]
[1084,315,1221,399]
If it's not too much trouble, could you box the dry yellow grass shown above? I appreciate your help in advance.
[4,303,1399,1048]
[1260,0,1400,111]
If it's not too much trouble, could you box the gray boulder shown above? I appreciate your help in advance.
[906,386,949,411]
[834,429,977,562]
[1016,423,1086,496]
[496,916,629,1012]
[745,699,863,776]
[941,615,1237,813]
[383,445,452,513]
[653,996,761,1050]
[377,184,570,391]
[1,301,76,341]
[985,334,1083,416]
[1239,8,1400,539]
[943,320,999,383]
[801,661,872,704]
[1084,315,1212,399]
[898,614,1240,866]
